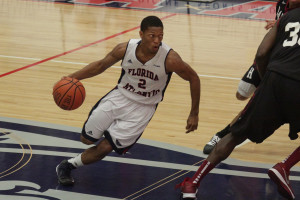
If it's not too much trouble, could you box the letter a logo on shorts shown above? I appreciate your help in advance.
[87,131,93,135]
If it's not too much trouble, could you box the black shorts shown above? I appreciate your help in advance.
[231,71,300,143]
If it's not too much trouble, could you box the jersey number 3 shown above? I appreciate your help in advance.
[283,22,300,47]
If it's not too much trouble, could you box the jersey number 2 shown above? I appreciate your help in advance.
[138,79,146,89]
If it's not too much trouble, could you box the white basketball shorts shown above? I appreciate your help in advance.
[83,88,156,149]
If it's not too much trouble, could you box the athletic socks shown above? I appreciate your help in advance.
[281,146,300,171]
[68,153,84,168]
[216,124,231,138]
[191,160,215,187]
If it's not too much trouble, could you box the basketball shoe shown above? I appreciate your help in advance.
[203,134,221,154]
[176,177,198,199]
[268,163,295,200]
[56,160,76,186]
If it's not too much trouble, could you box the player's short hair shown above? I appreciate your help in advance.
[140,16,163,32]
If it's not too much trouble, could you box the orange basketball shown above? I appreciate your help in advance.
[53,77,85,110]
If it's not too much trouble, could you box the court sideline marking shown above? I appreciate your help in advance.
[0,14,176,78]
[1,117,299,199]
[0,54,240,81]
[123,159,204,199]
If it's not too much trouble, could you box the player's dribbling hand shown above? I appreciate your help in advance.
[186,115,198,133]
[53,76,69,88]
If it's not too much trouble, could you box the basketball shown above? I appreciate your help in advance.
[53,77,86,110]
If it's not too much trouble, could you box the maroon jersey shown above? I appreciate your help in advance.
[268,7,300,81]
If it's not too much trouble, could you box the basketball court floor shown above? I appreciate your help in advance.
[0,0,299,199]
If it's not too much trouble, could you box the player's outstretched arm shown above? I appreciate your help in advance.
[68,42,127,80]
[255,22,278,78]
[166,50,200,133]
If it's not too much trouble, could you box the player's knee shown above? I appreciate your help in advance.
[96,139,113,154]
[80,135,94,145]
[236,92,249,101]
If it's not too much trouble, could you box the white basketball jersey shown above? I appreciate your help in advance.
[118,39,172,105]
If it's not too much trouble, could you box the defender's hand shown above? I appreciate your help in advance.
[186,115,199,133]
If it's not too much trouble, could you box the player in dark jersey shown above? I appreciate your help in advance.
[203,0,288,155]
[178,3,300,200]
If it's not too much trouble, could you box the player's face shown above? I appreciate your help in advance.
[140,26,164,54]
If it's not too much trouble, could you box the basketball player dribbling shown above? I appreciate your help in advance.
[55,16,201,187]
